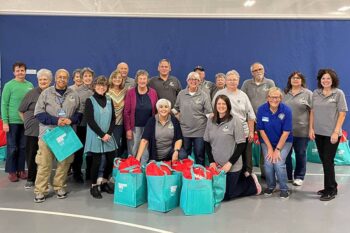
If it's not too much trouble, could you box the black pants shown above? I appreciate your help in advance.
[25,136,38,182]
[242,139,253,174]
[315,134,340,193]
[224,170,257,200]
[72,126,86,177]
[90,151,115,184]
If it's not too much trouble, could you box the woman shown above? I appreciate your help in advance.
[204,95,261,200]
[210,72,226,99]
[257,87,293,199]
[19,68,52,189]
[124,70,158,164]
[107,70,127,157]
[74,67,94,182]
[84,76,116,199]
[309,69,348,201]
[173,72,212,165]
[69,69,82,91]
[283,71,312,186]
[212,70,255,175]
[136,99,185,162]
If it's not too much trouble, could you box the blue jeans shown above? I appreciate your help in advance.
[183,137,205,165]
[127,127,149,165]
[5,124,26,173]
[286,137,309,180]
[261,142,292,192]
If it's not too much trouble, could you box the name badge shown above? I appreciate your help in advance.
[262,117,269,122]
[57,109,66,117]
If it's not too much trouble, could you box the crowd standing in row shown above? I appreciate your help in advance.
[1,60,347,203]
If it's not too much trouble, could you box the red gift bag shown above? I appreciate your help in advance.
[0,119,7,147]
[146,161,172,176]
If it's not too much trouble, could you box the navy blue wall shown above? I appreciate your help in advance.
[1,15,350,130]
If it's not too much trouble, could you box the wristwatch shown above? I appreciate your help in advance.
[276,147,281,151]
[174,149,180,152]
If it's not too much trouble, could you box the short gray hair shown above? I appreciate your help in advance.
[186,71,200,81]
[156,98,172,110]
[225,70,240,79]
[55,69,69,79]
[250,62,264,72]
[135,69,149,83]
[215,73,225,80]
[81,67,95,78]
[37,68,53,81]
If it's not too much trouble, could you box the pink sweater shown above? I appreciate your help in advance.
[123,87,158,131]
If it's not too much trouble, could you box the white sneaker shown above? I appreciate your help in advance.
[293,179,303,186]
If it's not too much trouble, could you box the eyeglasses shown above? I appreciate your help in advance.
[56,76,68,80]
[188,78,200,81]
[252,68,263,72]
[291,77,301,80]
[268,96,281,100]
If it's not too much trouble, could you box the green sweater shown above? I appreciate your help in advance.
[1,79,34,124]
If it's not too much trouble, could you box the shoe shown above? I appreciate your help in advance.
[293,179,303,186]
[56,189,68,199]
[264,188,274,197]
[100,182,114,194]
[280,191,290,199]
[8,173,19,182]
[24,181,34,189]
[90,185,102,199]
[73,174,84,183]
[320,192,336,201]
[34,193,46,203]
[251,173,262,195]
[96,177,103,185]
[18,171,28,180]
[317,189,338,196]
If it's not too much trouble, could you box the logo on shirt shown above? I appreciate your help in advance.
[69,96,75,102]
[328,97,336,103]
[195,98,201,104]
[299,97,307,105]
[168,123,174,129]
[222,125,229,132]
[263,84,269,91]
[169,81,175,87]
[278,113,285,120]
[262,117,269,122]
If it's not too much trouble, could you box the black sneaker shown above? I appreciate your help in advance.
[100,182,114,194]
[320,192,336,201]
[317,189,338,196]
[90,185,102,199]
[56,189,68,199]
[34,193,46,203]
[264,188,274,197]
[280,191,290,199]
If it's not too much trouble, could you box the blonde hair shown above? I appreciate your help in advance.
[109,69,125,89]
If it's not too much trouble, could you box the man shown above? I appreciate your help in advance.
[33,69,82,203]
[194,65,214,99]
[149,59,182,107]
[116,62,134,89]
[1,62,34,182]
[241,62,275,177]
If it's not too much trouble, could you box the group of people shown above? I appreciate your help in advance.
[1,59,347,203]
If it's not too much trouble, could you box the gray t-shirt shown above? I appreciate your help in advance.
[173,89,212,137]
[75,85,94,126]
[125,77,135,89]
[18,87,42,137]
[283,88,312,137]
[212,88,256,137]
[199,80,214,99]
[149,75,182,107]
[311,88,348,137]
[155,115,174,160]
[204,116,246,172]
[241,77,275,114]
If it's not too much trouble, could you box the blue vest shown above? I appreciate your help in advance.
[84,96,117,153]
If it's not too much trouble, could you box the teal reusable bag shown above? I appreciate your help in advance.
[252,143,260,167]
[114,168,147,207]
[307,140,321,163]
[212,170,226,206]
[146,162,182,212]
[42,125,83,162]
[334,141,350,165]
[180,165,215,215]
[0,146,6,161]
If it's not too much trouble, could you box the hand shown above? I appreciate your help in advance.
[209,162,217,169]
[272,149,282,163]
[330,132,339,144]
[58,118,66,126]
[172,150,179,162]
[2,123,9,132]
[126,130,133,140]
[266,147,274,163]
[101,134,111,142]
[309,129,315,140]
[248,132,254,143]
[175,113,181,120]
[208,113,214,119]
[62,118,72,125]
[221,162,232,173]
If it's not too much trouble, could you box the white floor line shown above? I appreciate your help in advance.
[0,208,173,233]
[253,171,350,177]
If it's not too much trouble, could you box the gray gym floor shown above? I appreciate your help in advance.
[0,161,349,233]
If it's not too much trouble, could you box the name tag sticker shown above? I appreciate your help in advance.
[262,117,269,122]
